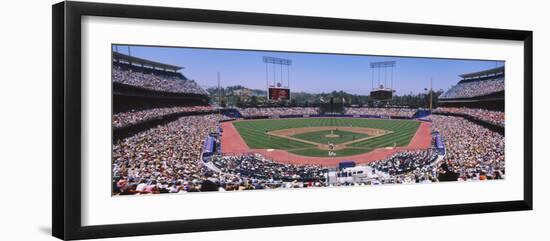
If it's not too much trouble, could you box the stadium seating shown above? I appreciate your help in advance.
[345,107,416,118]
[112,63,207,95]
[112,105,214,128]
[239,107,318,117]
[439,77,504,99]
[434,107,504,126]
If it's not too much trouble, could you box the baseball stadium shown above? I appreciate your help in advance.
[111,45,505,195]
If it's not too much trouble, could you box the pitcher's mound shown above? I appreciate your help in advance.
[325,134,340,138]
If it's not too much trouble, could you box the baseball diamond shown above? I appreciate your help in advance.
[223,117,430,164]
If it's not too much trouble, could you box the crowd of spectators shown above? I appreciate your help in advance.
[112,114,229,195]
[434,107,504,126]
[431,115,505,181]
[363,114,505,183]
[368,149,438,176]
[184,169,325,191]
[345,107,416,117]
[355,149,439,185]
[112,105,214,128]
[111,112,324,195]
[239,107,319,117]
[439,77,504,99]
[112,65,208,95]
[112,112,505,195]
[211,154,325,182]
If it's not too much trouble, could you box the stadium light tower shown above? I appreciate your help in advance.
[263,56,292,87]
[217,72,223,106]
[430,78,433,110]
[262,56,293,101]
[369,61,396,101]
[423,78,434,109]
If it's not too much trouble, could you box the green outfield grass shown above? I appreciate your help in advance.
[232,117,420,157]
[291,129,369,145]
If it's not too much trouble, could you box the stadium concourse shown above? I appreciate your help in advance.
[111,54,506,195]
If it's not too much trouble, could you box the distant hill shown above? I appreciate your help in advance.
[206,85,266,96]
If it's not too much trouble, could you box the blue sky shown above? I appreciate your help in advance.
[113,45,504,95]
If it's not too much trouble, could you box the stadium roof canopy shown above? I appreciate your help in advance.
[459,66,504,79]
[113,52,183,72]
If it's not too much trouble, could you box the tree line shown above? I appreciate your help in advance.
[206,86,444,108]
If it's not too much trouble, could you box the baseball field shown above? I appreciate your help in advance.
[230,117,421,157]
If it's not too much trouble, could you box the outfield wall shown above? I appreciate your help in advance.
[242,113,420,120]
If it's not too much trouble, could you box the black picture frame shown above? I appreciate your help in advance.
[52,1,533,240]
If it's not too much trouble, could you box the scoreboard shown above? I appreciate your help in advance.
[268,87,290,100]
[370,89,393,101]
